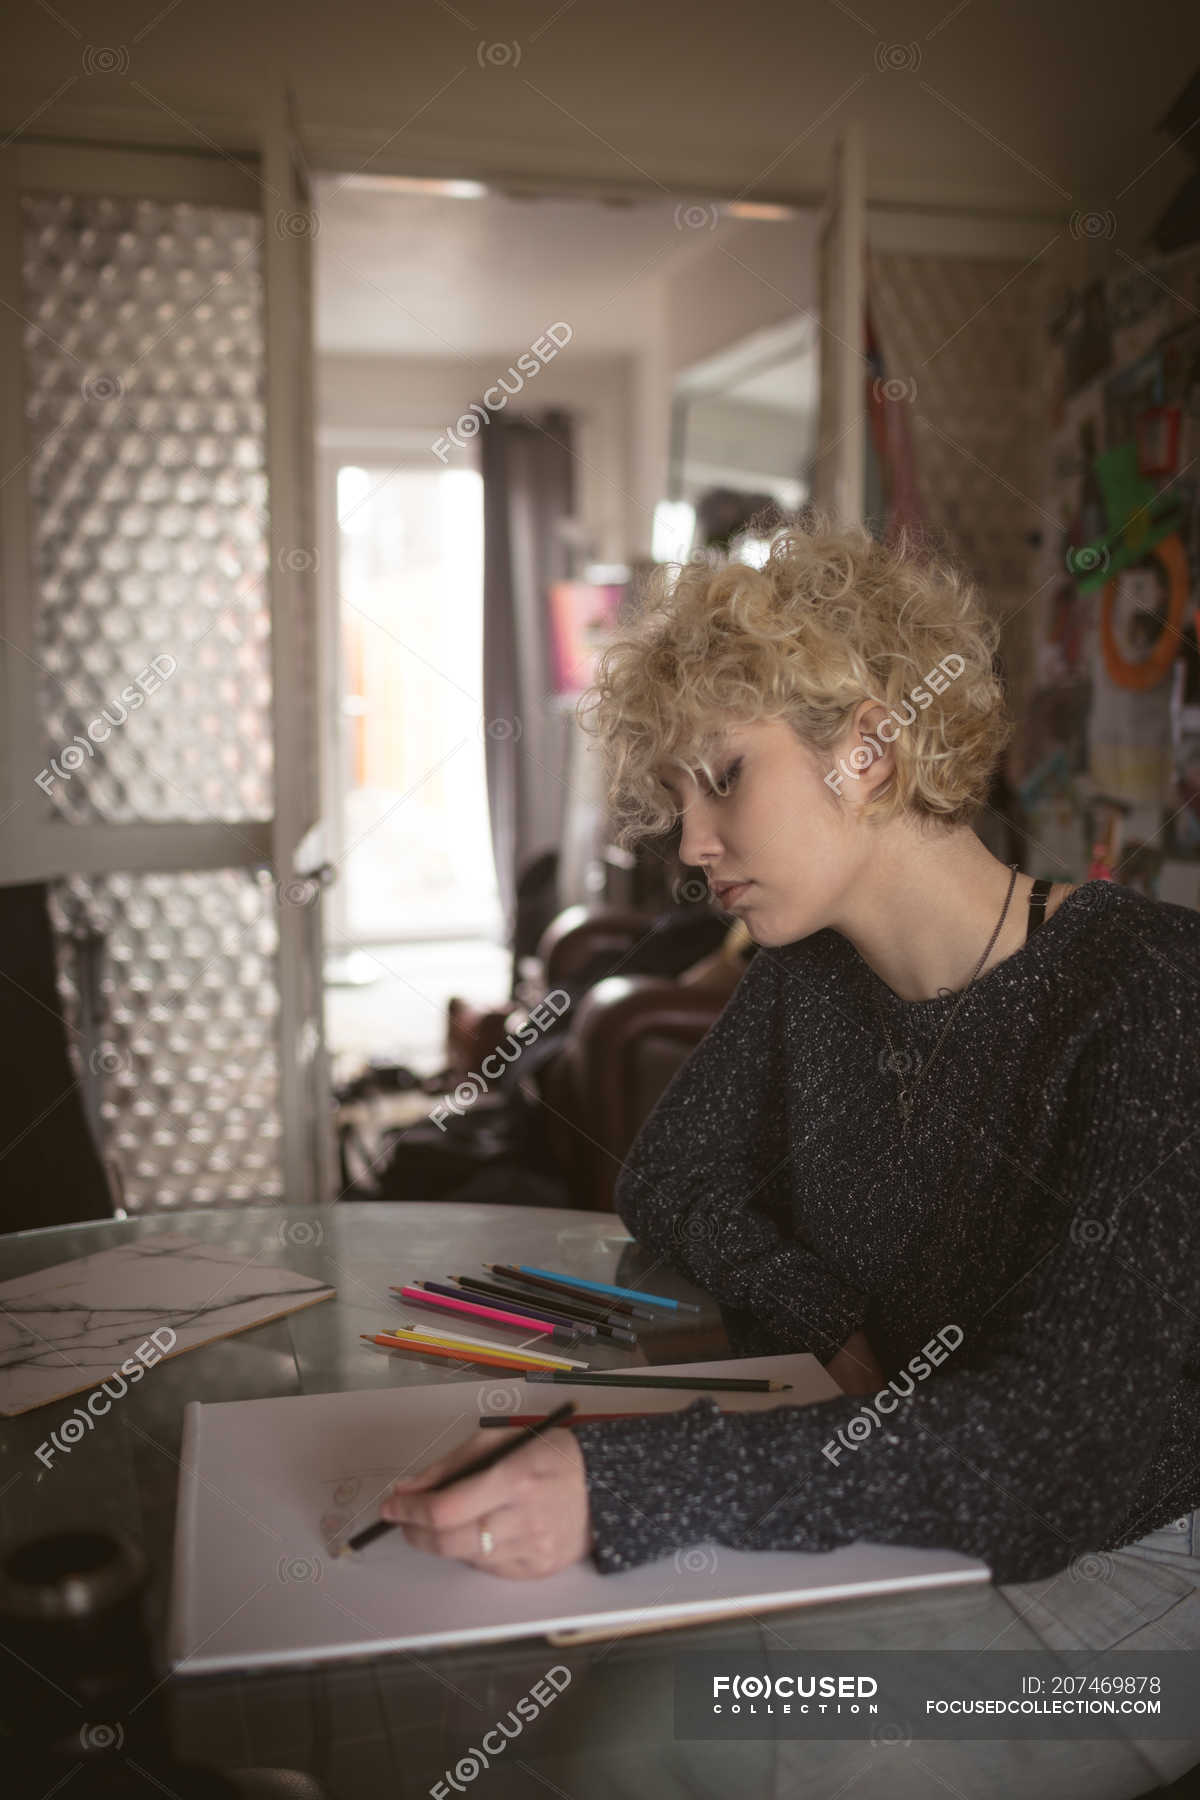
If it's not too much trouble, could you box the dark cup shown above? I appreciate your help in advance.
[0,1526,236,1797]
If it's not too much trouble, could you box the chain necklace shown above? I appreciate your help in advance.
[874,862,1022,1137]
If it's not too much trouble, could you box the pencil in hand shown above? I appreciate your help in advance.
[334,1399,578,1556]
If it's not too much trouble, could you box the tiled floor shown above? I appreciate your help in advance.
[323,937,512,1085]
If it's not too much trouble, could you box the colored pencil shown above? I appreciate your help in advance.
[391,1284,589,1338]
[338,1400,577,1555]
[449,1275,638,1342]
[361,1333,564,1374]
[371,1330,567,1372]
[487,1264,656,1321]
[524,1370,790,1391]
[514,1265,702,1312]
[385,1322,589,1370]
[479,1411,692,1426]
[460,1271,628,1323]
[394,1288,581,1345]
[416,1278,602,1339]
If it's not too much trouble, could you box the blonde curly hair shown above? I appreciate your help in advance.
[576,507,1013,851]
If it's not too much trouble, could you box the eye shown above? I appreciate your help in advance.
[712,757,743,796]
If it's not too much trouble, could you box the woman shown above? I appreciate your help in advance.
[381,512,1200,1599]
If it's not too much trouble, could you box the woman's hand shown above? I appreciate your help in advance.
[825,1329,886,1397]
[379,1426,594,1580]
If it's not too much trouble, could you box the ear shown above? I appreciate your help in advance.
[838,700,897,797]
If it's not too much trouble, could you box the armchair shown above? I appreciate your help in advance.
[525,904,748,1212]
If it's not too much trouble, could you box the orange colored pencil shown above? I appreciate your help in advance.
[360,1332,558,1374]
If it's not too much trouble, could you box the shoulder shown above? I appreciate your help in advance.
[1066,883,1200,1103]
[1076,882,1200,1021]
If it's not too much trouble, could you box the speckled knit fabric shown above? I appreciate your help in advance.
[571,878,1200,1584]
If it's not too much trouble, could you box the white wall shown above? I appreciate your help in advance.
[663,214,822,376]
[318,351,639,566]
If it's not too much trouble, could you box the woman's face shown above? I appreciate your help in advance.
[661,717,860,945]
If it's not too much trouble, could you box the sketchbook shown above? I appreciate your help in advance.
[0,1235,336,1416]
[169,1352,991,1673]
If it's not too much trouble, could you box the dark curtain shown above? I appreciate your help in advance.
[480,407,576,993]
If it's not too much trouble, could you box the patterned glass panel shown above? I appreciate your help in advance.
[49,869,283,1212]
[21,191,273,822]
[868,249,1037,594]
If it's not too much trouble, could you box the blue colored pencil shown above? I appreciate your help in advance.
[515,1264,701,1313]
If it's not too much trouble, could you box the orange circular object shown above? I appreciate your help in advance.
[1099,532,1188,692]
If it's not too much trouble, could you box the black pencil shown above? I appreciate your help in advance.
[450,1274,639,1342]
[486,1264,658,1322]
[524,1371,790,1392]
[336,1399,578,1555]
[464,1270,632,1326]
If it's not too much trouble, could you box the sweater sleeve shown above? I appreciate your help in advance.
[576,1001,1200,1581]
[612,945,869,1363]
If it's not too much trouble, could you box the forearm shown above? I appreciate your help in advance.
[616,1163,867,1361]
[573,1356,1140,1584]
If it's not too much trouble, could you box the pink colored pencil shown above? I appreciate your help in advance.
[392,1284,559,1335]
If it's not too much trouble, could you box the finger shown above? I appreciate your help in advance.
[382,1444,527,1532]
[397,1506,519,1564]
[385,1427,494,1499]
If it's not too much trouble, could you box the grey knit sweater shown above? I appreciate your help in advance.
[571,878,1200,1584]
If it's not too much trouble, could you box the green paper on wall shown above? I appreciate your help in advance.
[1070,442,1182,593]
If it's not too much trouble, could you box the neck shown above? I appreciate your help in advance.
[835,831,1041,1004]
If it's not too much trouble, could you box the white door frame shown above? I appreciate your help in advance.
[0,109,334,1206]
[812,121,866,527]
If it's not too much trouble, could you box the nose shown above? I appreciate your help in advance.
[677,796,724,871]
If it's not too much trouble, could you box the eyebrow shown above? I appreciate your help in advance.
[658,754,732,801]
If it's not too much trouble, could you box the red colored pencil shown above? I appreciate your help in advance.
[478,1411,691,1426]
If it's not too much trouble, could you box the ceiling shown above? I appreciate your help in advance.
[313,179,776,356]
[4,0,1195,244]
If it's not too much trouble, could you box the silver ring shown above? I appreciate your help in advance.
[479,1524,495,1557]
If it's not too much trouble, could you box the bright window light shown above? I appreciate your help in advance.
[340,175,489,199]
[736,534,772,569]
[652,500,696,563]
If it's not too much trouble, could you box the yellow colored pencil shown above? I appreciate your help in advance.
[375,1325,585,1372]
[362,1333,571,1374]
[382,1321,588,1371]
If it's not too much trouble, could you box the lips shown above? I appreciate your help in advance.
[712,880,753,904]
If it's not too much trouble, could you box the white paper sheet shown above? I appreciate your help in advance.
[169,1353,991,1672]
[0,1235,335,1415]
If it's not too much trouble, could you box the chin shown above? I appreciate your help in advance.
[750,906,810,948]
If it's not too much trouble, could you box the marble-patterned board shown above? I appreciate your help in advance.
[0,1234,336,1416]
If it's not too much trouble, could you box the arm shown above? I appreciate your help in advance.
[577,1005,1200,1581]
[613,946,869,1363]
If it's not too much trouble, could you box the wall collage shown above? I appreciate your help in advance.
[1019,242,1200,902]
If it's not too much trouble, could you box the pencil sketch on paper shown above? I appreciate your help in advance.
[317,1466,398,1550]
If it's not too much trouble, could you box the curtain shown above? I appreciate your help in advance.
[480,407,577,985]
